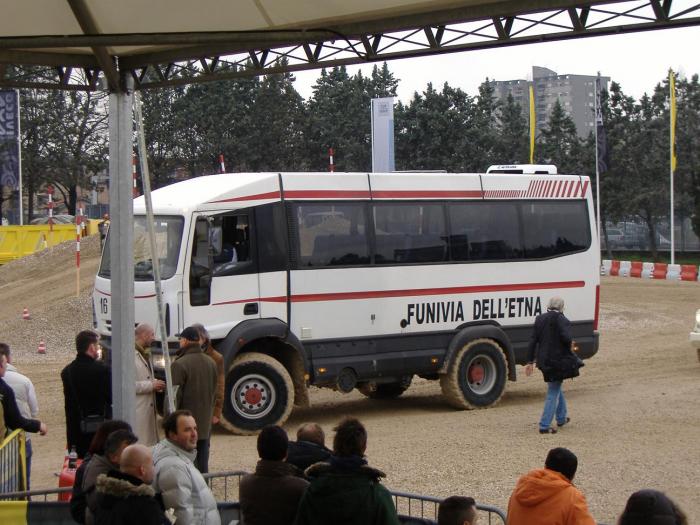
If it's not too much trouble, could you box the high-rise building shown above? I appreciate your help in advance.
[492,66,609,138]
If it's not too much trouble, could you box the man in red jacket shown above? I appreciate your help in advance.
[507,448,595,525]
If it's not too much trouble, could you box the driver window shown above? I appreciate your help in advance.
[212,214,252,276]
[190,218,212,306]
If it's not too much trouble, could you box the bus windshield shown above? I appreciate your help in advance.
[98,215,184,281]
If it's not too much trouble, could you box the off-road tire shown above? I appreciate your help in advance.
[440,338,508,409]
[220,352,294,435]
[358,376,413,399]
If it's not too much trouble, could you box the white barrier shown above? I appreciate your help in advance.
[666,264,681,280]
[641,262,655,279]
[618,260,632,277]
[601,259,612,276]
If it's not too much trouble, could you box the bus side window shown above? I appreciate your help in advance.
[212,214,254,276]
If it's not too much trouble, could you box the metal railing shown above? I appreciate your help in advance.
[0,469,507,525]
[390,489,506,525]
[0,430,26,495]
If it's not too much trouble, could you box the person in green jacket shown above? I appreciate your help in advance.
[294,417,399,525]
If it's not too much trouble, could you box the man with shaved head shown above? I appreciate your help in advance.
[94,444,167,525]
[287,422,332,472]
[134,324,165,445]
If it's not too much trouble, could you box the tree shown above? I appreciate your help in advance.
[140,84,186,188]
[246,63,308,171]
[43,85,108,215]
[538,100,583,173]
[674,74,700,241]
[305,66,372,171]
[496,94,529,164]
[395,82,473,171]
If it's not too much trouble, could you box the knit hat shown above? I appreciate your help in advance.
[178,326,200,342]
[619,490,681,525]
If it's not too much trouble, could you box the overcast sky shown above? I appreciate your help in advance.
[292,26,699,103]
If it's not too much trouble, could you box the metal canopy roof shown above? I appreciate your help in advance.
[1,0,699,91]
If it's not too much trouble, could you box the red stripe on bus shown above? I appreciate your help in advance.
[286,190,371,199]
[373,190,483,199]
[561,181,570,197]
[580,180,589,198]
[287,280,585,303]
[94,289,156,299]
[567,180,575,197]
[209,191,281,203]
[556,180,563,197]
[213,296,287,306]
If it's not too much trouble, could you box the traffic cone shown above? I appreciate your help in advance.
[37,340,46,354]
[22,307,30,320]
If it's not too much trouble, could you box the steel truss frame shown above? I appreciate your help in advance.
[1,0,699,91]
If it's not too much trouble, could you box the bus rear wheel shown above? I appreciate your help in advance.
[440,338,507,409]
[220,352,294,435]
[358,375,413,399]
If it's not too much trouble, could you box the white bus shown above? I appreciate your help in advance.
[94,170,600,434]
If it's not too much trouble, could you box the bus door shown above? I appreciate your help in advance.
[182,211,260,340]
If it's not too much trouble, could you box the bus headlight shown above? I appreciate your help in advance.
[152,354,166,369]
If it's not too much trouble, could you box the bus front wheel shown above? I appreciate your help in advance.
[220,352,294,435]
[440,338,507,409]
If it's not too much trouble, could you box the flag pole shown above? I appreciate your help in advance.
[529,85,535,164]
[594,76,601,248]
[669,70,676,265]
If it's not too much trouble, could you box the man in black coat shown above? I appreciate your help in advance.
[94,443,168,525]
[0,353,47,437]
[61,330,112,457]
[287,422,331,472]
[525,296,573,435]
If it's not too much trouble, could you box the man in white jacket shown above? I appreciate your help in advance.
[134,324,165,445]
[0,343,39,489]
[153,410,220,525]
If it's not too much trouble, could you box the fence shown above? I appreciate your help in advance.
[0,222,100,264]
[0,430,27,495]
[0,468,507,524]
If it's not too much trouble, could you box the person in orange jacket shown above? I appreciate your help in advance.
[507,447,595,525]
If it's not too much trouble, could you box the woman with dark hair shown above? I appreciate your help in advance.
[70,420,132,524]
[619,490,688,525]
[294,417,399,525]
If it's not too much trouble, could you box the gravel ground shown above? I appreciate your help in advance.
[1,242,698,524]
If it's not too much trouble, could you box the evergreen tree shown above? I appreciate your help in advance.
[496,94,529,164]
[538,100,582,174]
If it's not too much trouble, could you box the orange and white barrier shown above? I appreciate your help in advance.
[22,307,30,320]
[37,340,46,354]
[603,259,700,282]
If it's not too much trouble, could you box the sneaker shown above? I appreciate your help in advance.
[539,428,557,434]
[557,417,571,428]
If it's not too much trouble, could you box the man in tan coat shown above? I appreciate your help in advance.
[134,324,165,445]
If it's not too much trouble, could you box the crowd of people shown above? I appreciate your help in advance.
[0,322,690,524]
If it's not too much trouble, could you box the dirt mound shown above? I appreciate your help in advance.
[0,234,101,364]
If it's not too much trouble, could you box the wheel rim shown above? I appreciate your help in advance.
[465,354,497,395]
[231,374,277,420]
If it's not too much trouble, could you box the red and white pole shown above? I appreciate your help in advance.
[329,148,335,173]
[47,185,54,232]
[132,154,139,198]
[76,211,81,297]
[219,154,226,173]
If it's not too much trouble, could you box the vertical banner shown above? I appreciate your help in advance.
[0,90,20,189]
[669,70,677,265]
[669,71,677,172]
[371,97,395,172]
[595,76,609,175]
[529,85,535,164]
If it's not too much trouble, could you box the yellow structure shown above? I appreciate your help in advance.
[0,222,99,264]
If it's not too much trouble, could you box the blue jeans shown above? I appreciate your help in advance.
[539,381,568,430]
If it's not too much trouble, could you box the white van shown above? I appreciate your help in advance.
[94,171,600,434]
